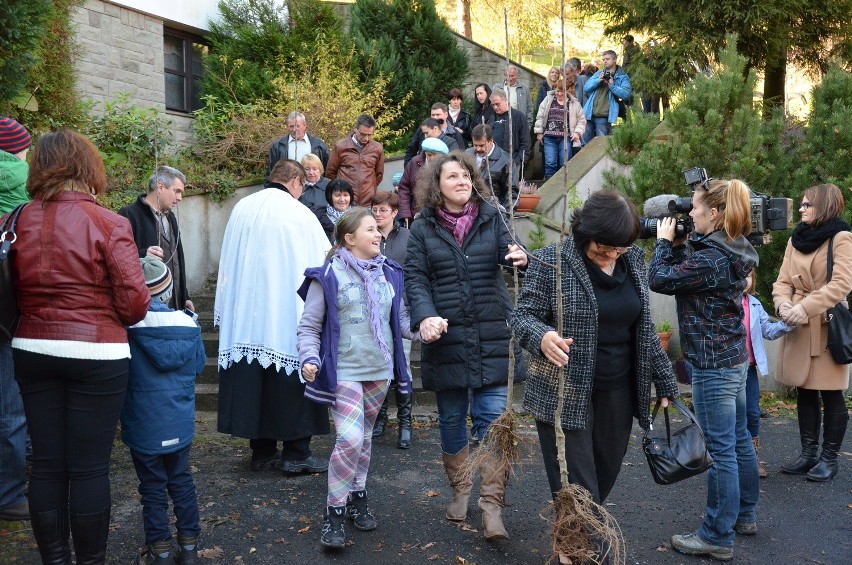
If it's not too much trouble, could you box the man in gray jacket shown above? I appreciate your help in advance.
[467,124,517,210]
[492,65,533,125]
[266,112,329,180]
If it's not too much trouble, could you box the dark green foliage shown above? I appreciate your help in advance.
[202,0,345,103]
[351,0,469,142]
[0,0,53,112]
[577,0,852,104]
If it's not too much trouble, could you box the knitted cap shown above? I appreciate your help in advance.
[140,257,173,303]
[391,172,404,187]
[0,118,32,155]
[421,137,449,155]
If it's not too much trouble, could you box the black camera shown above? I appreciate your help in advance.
[637,169,701,240]
[602,70,612,80]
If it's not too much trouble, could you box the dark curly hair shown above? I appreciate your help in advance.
[570,190,641,250]
[414,151,491,211]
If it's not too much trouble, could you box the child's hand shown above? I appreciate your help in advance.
[302,363,318,382]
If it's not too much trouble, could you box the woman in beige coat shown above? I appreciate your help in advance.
[773,183,852,481]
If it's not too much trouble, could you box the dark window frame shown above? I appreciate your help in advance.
[163,27,208,113]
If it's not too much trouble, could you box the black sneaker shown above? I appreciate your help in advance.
[249,450,280,471]
[281,455,328,474]
[346,490,378,531]
[320,506,346,549]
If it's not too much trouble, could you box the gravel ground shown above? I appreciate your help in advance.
[1,407,851,565]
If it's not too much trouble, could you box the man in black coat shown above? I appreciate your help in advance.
[266,111,330,181]
[118,166,192,312]
[403,103,466,166]
[487,89,531,167]
[467,124,517,210]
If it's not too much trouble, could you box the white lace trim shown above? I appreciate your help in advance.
[218,344,301,374]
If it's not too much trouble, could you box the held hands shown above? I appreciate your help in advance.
[541,331,573,367]
[420,316,448,343]
[302,363,318,382]
[782,303,808,326]
[505,244,528,268]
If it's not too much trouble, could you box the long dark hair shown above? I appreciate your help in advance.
[472,83,493,116]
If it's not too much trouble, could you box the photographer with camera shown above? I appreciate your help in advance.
[581,50,631,145]
[648,178,759,562]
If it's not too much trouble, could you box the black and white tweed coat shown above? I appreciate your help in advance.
[512,237,679,430]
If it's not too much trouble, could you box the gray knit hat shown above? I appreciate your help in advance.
[140,257,173,303]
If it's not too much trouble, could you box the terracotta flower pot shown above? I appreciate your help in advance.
[516,193,541,212]
[657,331,673,352]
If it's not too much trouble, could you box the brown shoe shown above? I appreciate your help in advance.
[442,447,472,521]
[753,437,767,478]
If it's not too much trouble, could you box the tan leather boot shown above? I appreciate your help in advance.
[753,436,767,478]
[442,447,472,521]
[478,455,509,540]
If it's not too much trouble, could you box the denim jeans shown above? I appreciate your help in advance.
[691,363,759,547]
[542,136,575,179]
[582,117,612,145]
[0,342,27,508]
[13,349,129,515]
[745,365,760,438]
[130,445,200,543]
[435,385,508,455]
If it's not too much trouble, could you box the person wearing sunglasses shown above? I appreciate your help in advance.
[649,178,759,561]
[513,190,677,564]
[772,184,852,482]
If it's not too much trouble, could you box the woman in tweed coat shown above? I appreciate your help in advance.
[513,190,678,507]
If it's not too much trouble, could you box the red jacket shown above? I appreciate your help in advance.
[9,191,150,343]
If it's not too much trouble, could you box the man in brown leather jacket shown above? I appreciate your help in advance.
[325,114,385,206]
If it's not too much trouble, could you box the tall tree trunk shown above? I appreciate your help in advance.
[461,0,472,39]
[763,49,786,118]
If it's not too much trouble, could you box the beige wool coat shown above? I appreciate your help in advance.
[772,230,852,390]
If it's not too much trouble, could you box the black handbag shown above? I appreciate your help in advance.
[825,236,852,364]
[642,398,714,485]
[0,203,26,342]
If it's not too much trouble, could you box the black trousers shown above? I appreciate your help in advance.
[250,437,311,461]
[536,383,634,504]
[13,349,128,515]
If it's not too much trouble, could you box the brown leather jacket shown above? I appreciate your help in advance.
[9,191,150,343]
[325,135,385,206]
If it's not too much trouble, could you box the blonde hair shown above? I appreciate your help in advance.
[697,179,752,241]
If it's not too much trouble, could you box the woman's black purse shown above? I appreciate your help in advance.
[642,398,714,485]
[0,203,26,342]
[825,236,852,364]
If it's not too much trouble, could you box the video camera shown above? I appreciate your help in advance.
[638,167,793,245]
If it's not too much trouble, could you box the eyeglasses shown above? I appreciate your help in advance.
[800,202,813,209]
[595,242,629,254]
[371,207,393,214]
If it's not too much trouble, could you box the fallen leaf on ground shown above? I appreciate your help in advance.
[249,547,256,553]
[428,554,442,561]
[198,545,223,558]
[656,545,668,552]
[459,523,478,532]
[426,490,440,497]
[455,557,468,564]
[422,542,435,549]
[298,525,311,533]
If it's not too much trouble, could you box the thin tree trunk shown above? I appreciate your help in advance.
[461,0,472,39]
[763,49,786,118]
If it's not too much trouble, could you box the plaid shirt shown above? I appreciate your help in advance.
[648,232,758,370]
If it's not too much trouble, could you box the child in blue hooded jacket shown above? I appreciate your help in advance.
[122,258,206,565]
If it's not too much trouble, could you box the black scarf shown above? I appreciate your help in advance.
[790,217,851,254]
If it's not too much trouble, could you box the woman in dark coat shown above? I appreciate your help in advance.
[447,88,472,146]
[513,190,678,505]
[405,152,526,540]
[471,83,495,134]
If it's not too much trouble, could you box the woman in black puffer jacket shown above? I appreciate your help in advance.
[405,152,527,540]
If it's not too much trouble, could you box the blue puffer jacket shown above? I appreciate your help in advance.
[583,66,632,123]
[121,300,205,455]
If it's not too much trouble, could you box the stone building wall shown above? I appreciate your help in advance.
[453,33,544,101]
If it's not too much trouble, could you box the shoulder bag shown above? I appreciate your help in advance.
[642,397,714,485]
[0,203,26,342]
[825,235,852,364]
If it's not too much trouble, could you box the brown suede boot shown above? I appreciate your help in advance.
[753,437,767,478]
[478,455,509,540]
[442,447,472,521]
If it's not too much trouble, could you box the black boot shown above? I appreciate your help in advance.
[134,540,176,564]
[346,490,378,531]
[806,410,849,482]
[320,506,347,549]
[396,388,413,450]
[177,534,198,564]
[70,507,110,565]
[31,509,72,565]
[781,396,821,474]
[372,396,390,438]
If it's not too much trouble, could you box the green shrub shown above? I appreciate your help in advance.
[0,0,52,112]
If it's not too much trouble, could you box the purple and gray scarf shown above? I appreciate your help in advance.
[436,201,479,245]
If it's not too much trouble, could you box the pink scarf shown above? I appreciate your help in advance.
[436,201,479,245]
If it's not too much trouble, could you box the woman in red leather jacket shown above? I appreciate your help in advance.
[6,129,150,564]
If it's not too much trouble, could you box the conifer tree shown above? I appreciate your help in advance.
[0,0,52,111]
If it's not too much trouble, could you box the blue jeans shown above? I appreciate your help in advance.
[691,363,759,547]
[745,365,760,438]
[582,116,612,145]
[435,385,508,455]
[130,445,200,543]
[0,342,27,508]
[542,136,575,179]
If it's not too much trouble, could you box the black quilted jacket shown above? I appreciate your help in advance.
[405,203,517,392]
